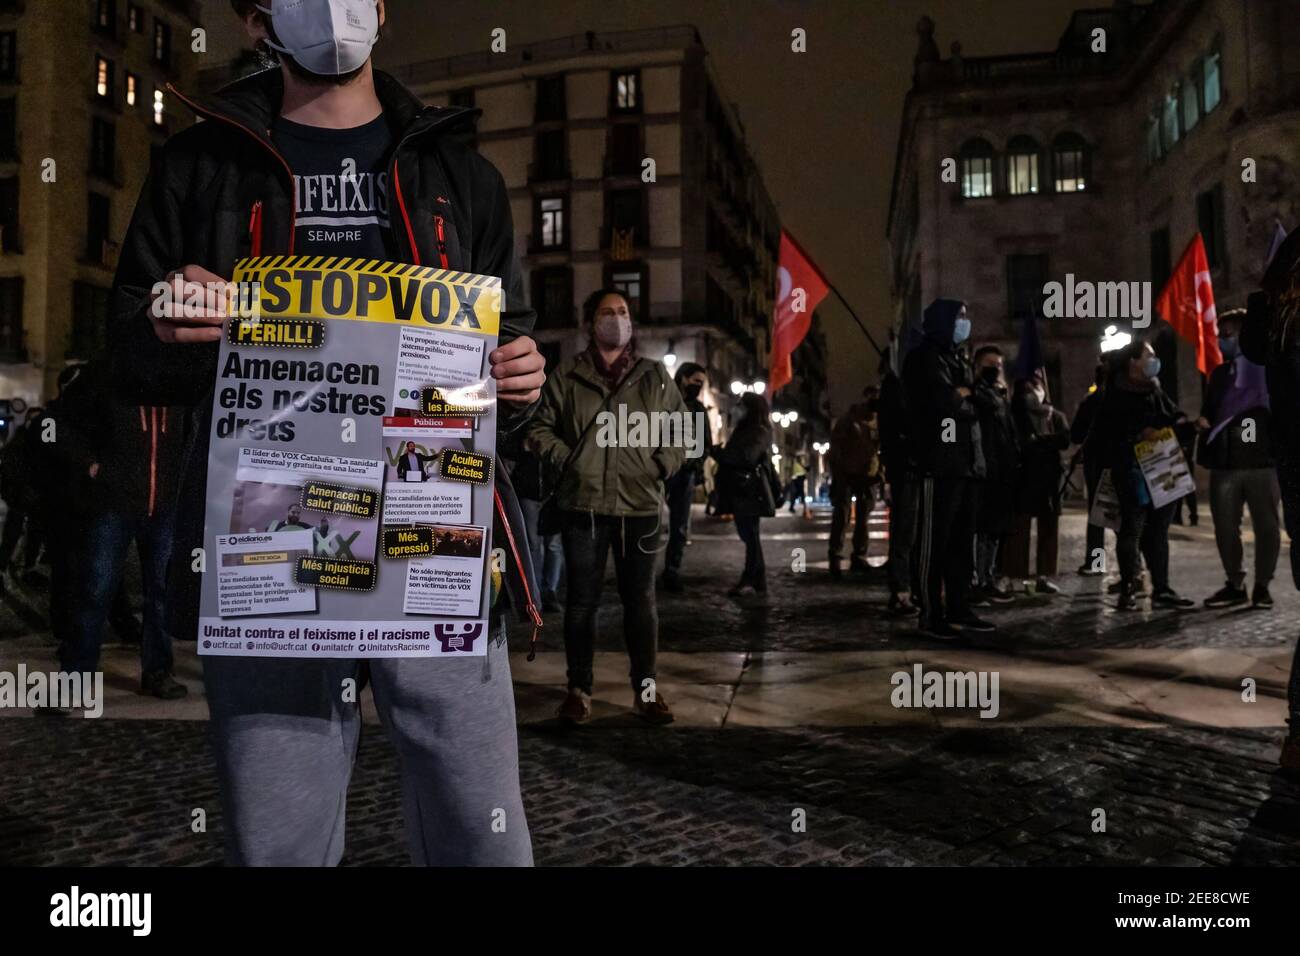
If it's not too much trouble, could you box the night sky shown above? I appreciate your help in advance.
[202,0,1088,414]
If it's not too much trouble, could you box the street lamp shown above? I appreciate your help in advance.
[752,381,766,395]
[663,339,677,370]
[1100,324,1131,354]
[730,380,745,395]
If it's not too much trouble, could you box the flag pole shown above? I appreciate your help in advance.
[825,282,885,357]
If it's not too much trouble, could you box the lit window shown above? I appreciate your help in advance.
[959,139,994,198]
[95,55,112,99]
[126,72,137,107]
[1161,89,1180,149]
[614,72,638,110]
[1203,50,1221,113]
[1005,136,1039,196]
[1181,72,1200,132]
[153,88,165,126]
[1052,133,1088,192]
[539,196,565,248]
[610,269,642,317]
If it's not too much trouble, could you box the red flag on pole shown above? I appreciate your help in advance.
[1154,233,1222,376]
[768,231,830,394]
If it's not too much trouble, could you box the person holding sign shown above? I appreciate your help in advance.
[111,0,546,866]
[1089,340,1195,611]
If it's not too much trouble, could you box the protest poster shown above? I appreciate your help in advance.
[198,255,501,659]
[1134,426,1196,510]
[1089,468,1122,532]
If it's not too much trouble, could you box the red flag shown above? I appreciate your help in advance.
[1155,234,1222,376]
[768,231,830,394]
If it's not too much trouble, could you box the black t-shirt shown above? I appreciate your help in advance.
[271,113,396,260]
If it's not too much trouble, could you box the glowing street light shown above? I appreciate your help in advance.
[730,380,745,395]
[663,339,677,369]
[1100,324,1132,354]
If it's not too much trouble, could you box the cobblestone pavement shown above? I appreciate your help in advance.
[2,505,1299,865]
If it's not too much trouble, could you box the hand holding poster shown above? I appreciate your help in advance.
[1134,426,1196,510]
[199,256,501,659]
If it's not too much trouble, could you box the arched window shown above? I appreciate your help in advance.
[1052,132,1089,192]
[1005,136,1040,196]
[960,138,995,198]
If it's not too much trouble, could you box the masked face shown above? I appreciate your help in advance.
[1142,355,1162,379]
[1219,333,1240,360]
[683,381,704,400]
[257,0,380,77]
[953,316,971,346]
[593,295,633,349]
[979,365,1000,385]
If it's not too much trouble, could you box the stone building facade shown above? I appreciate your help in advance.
[887,0,1300,415]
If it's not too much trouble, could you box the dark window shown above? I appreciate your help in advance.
[1150,227,1171,290]
[535,75,565,122]
[607,187,646,247]
[533,129,567,181]
[530,266,573,331]
[153,19,172,69]
[537,195,566,249]
[95,55,114,100]
[90,118,116,179]
[0,277,22,362]
[609,123,641,175]
[1197,183,1226,270]
[0,32,16,81]
[607,265,647,321]
[959,138,994,198]
[1052,133,1088,192]
[95,0,117,37]
[0,98,16,160]
[1007,254,1049,321]
[128,2,144,32]
[71,282,111,359]
[86,192,111,262]
[0,175,18,253]
[612,70,640,113]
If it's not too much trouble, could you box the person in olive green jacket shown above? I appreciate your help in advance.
[526,288,689,726]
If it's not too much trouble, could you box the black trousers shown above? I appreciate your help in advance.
[561,511,660,696]
[915,476,976,626]
[734,514,766,589]
[887,475,920,595]
[1117,498,1174,592]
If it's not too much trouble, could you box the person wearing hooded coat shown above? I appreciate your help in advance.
[1003,372,1070,593]
[901,298,995,639]
[969,345,1019,605]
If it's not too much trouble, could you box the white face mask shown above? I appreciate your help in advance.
[594,314,632,349]
[257,0,379,77]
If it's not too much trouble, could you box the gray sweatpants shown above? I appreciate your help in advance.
[202,629,532,866]
[1209,468,1281,590]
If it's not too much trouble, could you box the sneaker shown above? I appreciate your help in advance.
[1116,589,1139,611]
[557,689,592,725]
[1109,574,1146,596]
[967,586,992,608]
[1152,588,1195,609]
[141,671,189,700]
[917,619,962,641]
[950,614,996,634]
[986,585,1015,605]
[1252,585,1274,609]
[1035,577,1060,595]
[633,691,674,725]
[1280,730,1300,781]
[1204,584,1248,609]
[887,593,920,617]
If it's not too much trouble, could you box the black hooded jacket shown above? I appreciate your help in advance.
[109,68,542,639]
[901,299,985,479]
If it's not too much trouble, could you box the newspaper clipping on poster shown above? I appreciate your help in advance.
[1134,426,1196,510]
[198,256,501,659]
